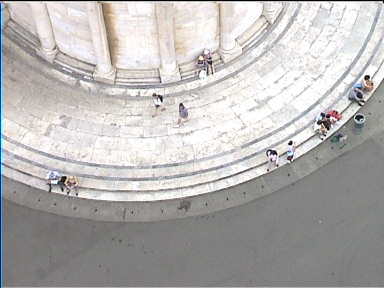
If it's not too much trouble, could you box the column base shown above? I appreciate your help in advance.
[36,46,58,63]
[219,40,242,63]
[159,66,181,83]
[93,67,116,84]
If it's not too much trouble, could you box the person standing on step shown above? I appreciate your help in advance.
[203,49,215,75]
[266,149,279,172]
[152,93,165,118]
[287,140,295,163]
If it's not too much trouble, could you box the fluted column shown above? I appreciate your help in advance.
[87,2,116,84]
[30,2,58,63]
[262,2,283,24]
[219,2,242,63]
[155,3,181,83]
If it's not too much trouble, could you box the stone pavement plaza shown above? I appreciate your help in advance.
[2,2,384,221]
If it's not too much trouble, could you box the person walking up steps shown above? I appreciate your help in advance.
[266,149,279,172]
[177,103,189,127]
[152,93,165,118]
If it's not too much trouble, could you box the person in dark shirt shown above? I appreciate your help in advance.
[203,49,215,75]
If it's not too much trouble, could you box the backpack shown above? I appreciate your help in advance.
[327,110,342,121]
[158,95,163,102]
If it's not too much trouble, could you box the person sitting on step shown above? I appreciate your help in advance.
[348,86,366,106]
[360,74,374,93]
[64,175,79,196]
[315,112,326,122]
[321,114,333,130]
[46,170,64,193]
[313,120,328,140]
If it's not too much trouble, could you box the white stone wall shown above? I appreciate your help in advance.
[7,2,37,36]
[102,2,160,69]
[7,1,266,69]
[174,2,219,64]
[232,2,263,40]
[46,2,96,64]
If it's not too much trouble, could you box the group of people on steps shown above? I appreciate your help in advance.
[45,72,375,192]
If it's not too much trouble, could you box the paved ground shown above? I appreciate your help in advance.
[3,82,384,286]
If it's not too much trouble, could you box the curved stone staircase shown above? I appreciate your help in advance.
[2,2,384,220]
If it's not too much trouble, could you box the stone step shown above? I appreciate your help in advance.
[2,2,384,201]
[5,50,383,200]
[4,52,383,193]
[4,5,376,147]
[2,2,380,159]
[4,51,384,201]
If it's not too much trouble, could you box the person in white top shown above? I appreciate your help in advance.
[286,140,295,163]
[152,93,165,118]
[46,170,66,193]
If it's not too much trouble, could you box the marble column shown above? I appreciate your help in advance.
[30,2,58,63]
[219,2,242,63]
[87,2,116,84]
[262,2,283,24]
[155,3,181,83]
